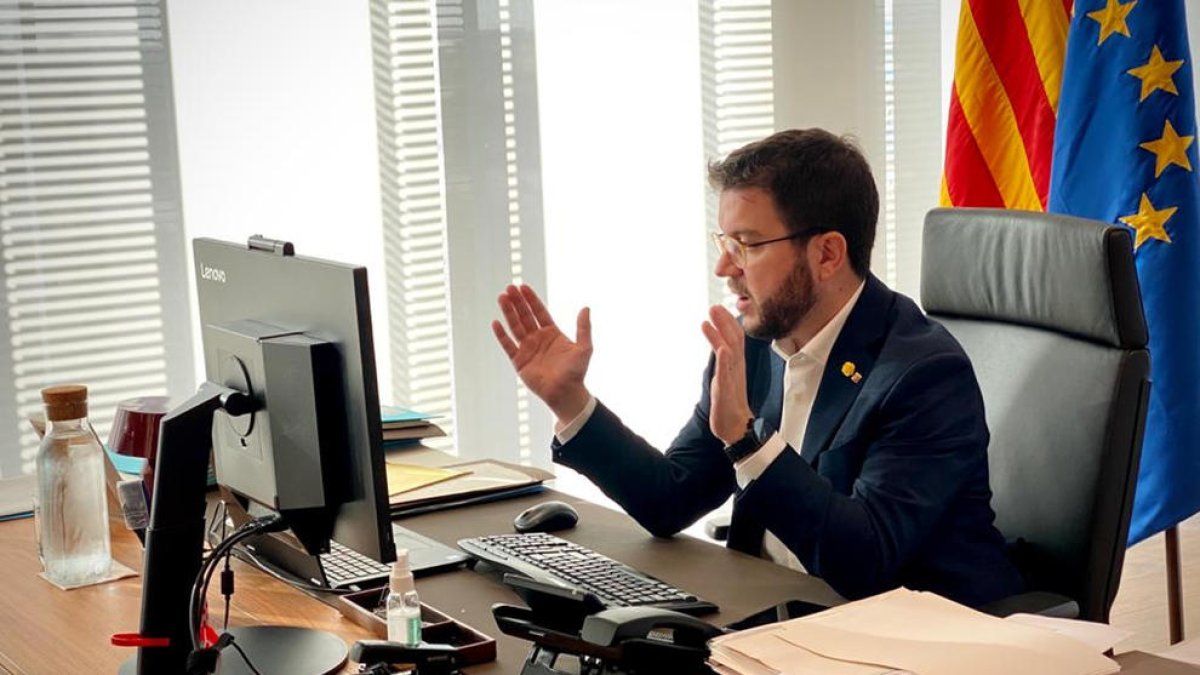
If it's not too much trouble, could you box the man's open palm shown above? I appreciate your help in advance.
[492,284,592,420]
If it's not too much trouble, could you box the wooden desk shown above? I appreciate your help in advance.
[0,513,373,674]
[0,488,1193,674]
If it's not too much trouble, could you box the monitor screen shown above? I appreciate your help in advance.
[193,237,395,565]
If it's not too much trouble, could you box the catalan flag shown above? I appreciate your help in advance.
[941,0,1070,210]
[944,0,1200,545]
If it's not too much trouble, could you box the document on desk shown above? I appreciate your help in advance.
[385,462,470,496]
[1005,613,1132,653]
[1158,637,1200,666]
[708,588,1119,675]
[713,631,904,674]
[388,459,552,513]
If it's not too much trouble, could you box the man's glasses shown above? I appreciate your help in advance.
[710,230,816,268]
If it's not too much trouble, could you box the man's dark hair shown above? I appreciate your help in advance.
[707,128,879,278]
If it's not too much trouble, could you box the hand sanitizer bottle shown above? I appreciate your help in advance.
[386,549,422,645]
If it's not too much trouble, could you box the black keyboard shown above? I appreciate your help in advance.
[458,533,717,615]
[319,539,392,589]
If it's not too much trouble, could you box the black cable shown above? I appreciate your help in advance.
[225,637,264,675]
[198,523,261,626]
[186,517,281,675]
[192,528,241,645]
[189,515,283,652]
[219,501,233,631]
[221,555,234,631]
[185,632,264,675]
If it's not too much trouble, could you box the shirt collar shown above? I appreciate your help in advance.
[771,281,866,364]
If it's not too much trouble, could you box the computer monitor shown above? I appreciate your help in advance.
[121,236,397,674]
[194,236,396,566]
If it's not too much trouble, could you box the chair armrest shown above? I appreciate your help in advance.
[979,591,1080,618]
[705,515,730,541]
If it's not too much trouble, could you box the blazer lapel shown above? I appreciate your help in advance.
[798,275,894,464]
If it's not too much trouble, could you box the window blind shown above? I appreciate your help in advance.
[370,0,549,465]
[0,0,191,477]
[699,0,774,307]
[370,0,456,448]
[886,0,941,298]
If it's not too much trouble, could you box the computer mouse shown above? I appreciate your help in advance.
[513,500,579,533]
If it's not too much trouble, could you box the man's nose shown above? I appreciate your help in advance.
[714,250,741,278]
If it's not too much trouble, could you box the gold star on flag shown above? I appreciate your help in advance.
[1127,45,1184,101]
[1119,193,1175,248]
[1139,119,1194,177]
[1087,0,1137,45]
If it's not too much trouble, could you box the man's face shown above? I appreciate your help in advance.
[716,188,818,340]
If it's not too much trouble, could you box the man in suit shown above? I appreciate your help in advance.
[491,128,1023,607]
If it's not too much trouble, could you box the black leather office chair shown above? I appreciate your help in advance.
[921,207,1150,623]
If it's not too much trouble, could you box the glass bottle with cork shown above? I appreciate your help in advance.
[35,384,112,586]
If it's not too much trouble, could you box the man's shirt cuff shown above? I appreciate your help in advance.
[734,431,787,489]
[554,395,598,444]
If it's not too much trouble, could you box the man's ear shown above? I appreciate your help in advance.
[810,231,849,282]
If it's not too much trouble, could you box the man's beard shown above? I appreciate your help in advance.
[737,259,817,340]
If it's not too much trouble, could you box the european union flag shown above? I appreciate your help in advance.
[1050,0,1200,544]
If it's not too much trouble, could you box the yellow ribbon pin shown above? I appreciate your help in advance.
[842,361,863,384]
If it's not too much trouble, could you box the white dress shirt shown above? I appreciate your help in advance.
[555,282,865,572]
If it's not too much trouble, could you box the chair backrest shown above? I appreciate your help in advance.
[920,207,1150,622]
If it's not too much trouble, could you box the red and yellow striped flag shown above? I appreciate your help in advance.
[942,0,1073,210]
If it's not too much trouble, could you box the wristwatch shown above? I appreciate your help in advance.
[723,418,766,464]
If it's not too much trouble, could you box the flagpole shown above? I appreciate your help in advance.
[1166,525,1184,644]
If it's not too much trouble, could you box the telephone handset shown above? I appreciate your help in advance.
[494,574,725,674]
[581,605,723,648]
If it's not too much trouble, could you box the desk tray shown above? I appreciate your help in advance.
[335,587,496,666]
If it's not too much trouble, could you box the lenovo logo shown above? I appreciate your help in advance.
[200,264,227,283]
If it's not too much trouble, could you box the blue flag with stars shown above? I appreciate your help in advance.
[1049,0,1200,545]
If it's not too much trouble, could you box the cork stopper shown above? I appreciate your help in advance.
[41,384,88,422]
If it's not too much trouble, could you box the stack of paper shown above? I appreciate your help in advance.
[1158,637,1200,666]
[708,588,1120,675]
[381,405,446,444]
[389,459,553,517]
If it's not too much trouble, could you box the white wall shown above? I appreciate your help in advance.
[940,0,959,159]
[166,0,391,399]
[534,0,711,503]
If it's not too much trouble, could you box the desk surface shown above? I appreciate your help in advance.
[0,486,1191,674]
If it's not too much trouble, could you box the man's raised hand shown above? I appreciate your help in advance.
[492,284,593,422]
[700,304,753,446]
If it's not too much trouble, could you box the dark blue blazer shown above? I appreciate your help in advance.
[553,275,1024,607]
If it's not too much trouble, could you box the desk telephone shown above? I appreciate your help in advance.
[493,574,724,675]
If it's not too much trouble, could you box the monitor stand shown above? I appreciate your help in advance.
[117,383,348,675]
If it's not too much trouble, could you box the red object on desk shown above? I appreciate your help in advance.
[107,396,170,495]
[110,633,170,648]
[110,624,218,649]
